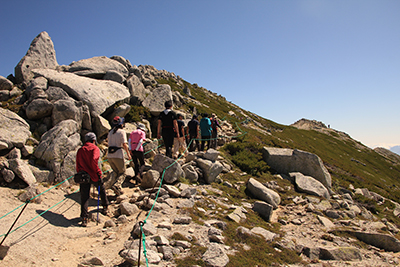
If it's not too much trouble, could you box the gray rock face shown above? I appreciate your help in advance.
[51,99,83,127]
[141,169,161,189]
[252,201,274,222]
[142,84,173,115]
[251,227,278,242]
[110,55,132,70]
[247,178,281,209]
[1,168,15,183]
[262,147,331,190]
[319,247,362,261]
[204,148,219,162]
[126,74,148,102]
[68,56,129,78]
[0,107,31,150]
[26,99,53,120]
[92,115,111,139]
[151,154,184,184]
[119,202,139,216]
[290,172,330,199]
[132,221,157,238]
[9,159,37,186]
[0,76,13,91]
[103,70,125,83]
[227,207,247,223]
[196,158,223,184]
[29,165,54,184]
[26,76,48,95]
[46,86,70,102]
[60,149,78,182]
[110,103,131,120]
[351,231,400,252]
[33,120,81,175]
[182,164,198,182]
[15,31,58,84]
[31,69,130,117]
[202,243,229,267]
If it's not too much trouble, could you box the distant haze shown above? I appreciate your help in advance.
[391,146,400,156]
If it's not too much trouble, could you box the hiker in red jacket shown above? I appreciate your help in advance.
[76,132,108,227]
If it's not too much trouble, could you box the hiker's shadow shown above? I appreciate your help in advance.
[36,210,80,227]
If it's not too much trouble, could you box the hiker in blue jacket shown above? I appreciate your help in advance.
[200,113,212,151]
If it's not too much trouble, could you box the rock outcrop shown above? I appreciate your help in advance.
[15,31,58,84]
[262,147,332,191]
[0,107,31,149]
[0,31,399,267]
[32,69,130,117]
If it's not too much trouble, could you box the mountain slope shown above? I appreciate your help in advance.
[159,78,400,203]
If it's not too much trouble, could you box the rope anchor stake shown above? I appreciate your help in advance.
[0,199,30,259]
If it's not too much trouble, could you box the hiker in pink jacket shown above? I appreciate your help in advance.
[129,124,149,183]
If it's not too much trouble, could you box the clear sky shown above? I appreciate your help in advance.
[0,1,399,149]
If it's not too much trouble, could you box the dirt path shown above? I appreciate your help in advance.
[0,185,139,267]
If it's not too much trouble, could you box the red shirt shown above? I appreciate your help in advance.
[76,142,102,182]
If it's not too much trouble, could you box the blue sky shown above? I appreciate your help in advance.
[0,0,399,149]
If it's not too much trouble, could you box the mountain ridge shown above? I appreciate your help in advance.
[1,31,400,266]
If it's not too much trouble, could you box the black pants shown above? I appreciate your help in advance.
[211,130,218,149]
[131,150,145,176]
[80,181,108,219]
[188,133,200,152]
[162,128,175,158]
[201,135,211,151]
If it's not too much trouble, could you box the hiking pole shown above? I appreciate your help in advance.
[97,185,100,225]
[0,199,30,259]
[137,221,144,267]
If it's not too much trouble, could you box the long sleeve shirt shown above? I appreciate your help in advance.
[76,142,102,182]
[129,129,146,152]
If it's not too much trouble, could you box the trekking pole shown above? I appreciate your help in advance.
[137,221,144,267]
[0,199,30,247]
[97,185,100,225]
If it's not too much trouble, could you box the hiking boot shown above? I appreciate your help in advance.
[134,175,142,185]
[101,206,108,216]
[81,218,88,227]
[112,185,123,196]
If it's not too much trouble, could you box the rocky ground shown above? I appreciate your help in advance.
[1,165,400,267]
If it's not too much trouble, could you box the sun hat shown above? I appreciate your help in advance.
[137,123,146,130]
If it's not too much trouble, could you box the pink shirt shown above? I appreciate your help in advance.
[129,129,146,152]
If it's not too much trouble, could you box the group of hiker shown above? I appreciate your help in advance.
[76,100,222,226]
[158,100,222,159]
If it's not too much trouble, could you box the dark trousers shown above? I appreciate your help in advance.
[211,130,218,149]
[80,181,108,219]
[201,135,211,151]
[162,128,174,158]
[188,133,200,152]
[131,150,145,176]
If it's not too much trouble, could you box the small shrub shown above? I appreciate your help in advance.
[170,232,189,241]
[224,141,270,176]
[125,105,151,122]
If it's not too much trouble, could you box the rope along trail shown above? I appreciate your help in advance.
[0,120,247,266]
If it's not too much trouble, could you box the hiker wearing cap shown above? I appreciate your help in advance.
[157,100,180,158]
[76,132,109,227]
[187,114,200,152]
[200,113,212,151]
[172,114,189,159]
[107,116,131,196]
[210,113,222,149]
[129,123,149,183]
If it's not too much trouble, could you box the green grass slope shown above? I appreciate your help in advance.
[159,78,400,204]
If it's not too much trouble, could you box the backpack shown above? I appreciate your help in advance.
[74,171,90,184]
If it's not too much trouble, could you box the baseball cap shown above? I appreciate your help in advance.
[85,132,97,143]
